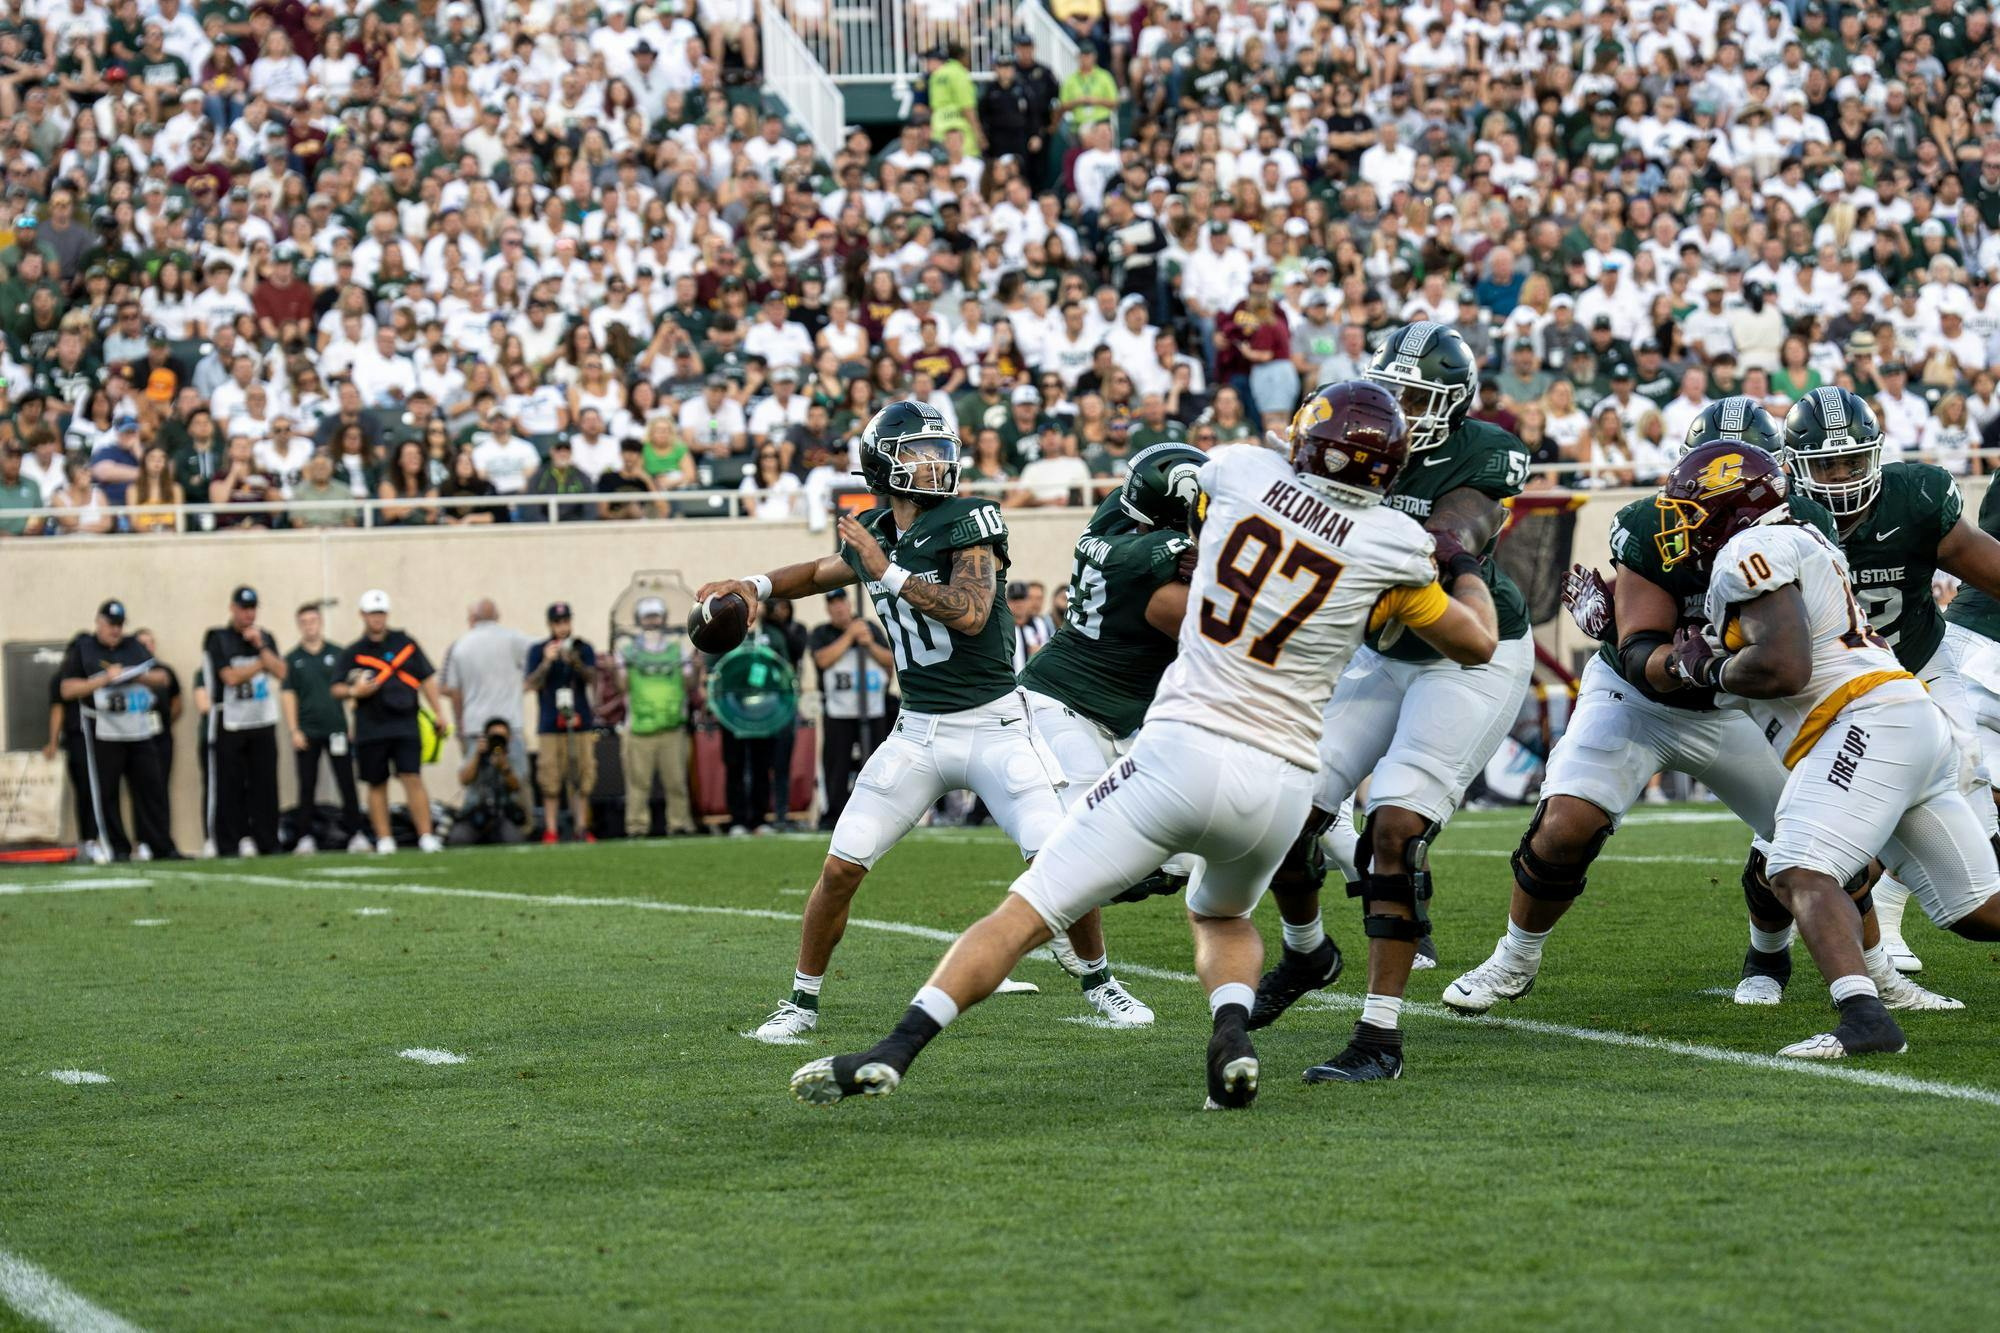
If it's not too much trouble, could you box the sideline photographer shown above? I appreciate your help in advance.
[525,601,599,842]
[448,719,530,846]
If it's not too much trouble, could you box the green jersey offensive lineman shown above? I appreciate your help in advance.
[1017,443,1205,1022]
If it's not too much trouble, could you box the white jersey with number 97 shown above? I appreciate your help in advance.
[1145,444,1444,769]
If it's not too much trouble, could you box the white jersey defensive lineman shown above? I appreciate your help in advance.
[1706,521,2000,926]
[1011,444,1450,933]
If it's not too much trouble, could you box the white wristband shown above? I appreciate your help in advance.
[744,573,773,601]
[880,564,912,598]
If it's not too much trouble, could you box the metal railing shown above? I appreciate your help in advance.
[1017,0,1079,86]
[10,453,1994,539]
[782,0,1019,82]
[761,3,845,164]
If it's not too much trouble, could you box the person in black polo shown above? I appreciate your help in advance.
[281,601,368,853]
[203,585,288,856]
[332,589,449,854]
[55,599,181,862]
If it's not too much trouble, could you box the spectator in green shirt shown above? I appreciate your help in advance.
[1056,44,1117,138]
[0,445,40,535]
[925,43,981,154]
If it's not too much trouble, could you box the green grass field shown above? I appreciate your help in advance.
[4,807,2000,1331]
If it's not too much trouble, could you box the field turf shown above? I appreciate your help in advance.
[4,806,1999,1331]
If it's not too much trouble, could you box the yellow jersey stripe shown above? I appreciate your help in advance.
[1367,582,1450,633]
[1782,670,1916,769]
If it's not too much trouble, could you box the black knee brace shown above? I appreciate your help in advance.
[1347,814,1440,942]
[1270,806,1337,895]
[1741,848,1794,927]
[1510,800,1606,903]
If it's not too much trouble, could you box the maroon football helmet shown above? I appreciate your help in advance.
[1288,380,1411,506]
[1655,441,1790,572]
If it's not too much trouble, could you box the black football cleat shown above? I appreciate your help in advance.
[1247,937,1343,1030]
[1303,1022,1405,1083]
[1204,1012,1260,1110]
[1109,869,1188,905]
[1778,995,1909,1059]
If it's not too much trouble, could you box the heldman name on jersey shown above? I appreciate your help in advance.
[1258,479,1358,548]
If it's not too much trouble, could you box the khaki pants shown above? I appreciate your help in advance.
[625,729,694,835]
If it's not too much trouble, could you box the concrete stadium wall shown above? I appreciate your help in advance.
[5,477,1988,850]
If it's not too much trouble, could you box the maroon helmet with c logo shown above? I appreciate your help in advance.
[1287,380,1411,507]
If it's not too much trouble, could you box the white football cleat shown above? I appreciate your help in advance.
[790,1056,897,1105]
[82,839,113,866]
[199,839,219,860]
[293,835,318,856]
[133,843,153,863]
[1083,978,1155,1027]
[417,833,444,853]
[1440,942,1538,1014]
[1045,933,1087,977]
[1733,975,1785,1006]
[375,836,398,855]
[751,1000,818,1043]
[1871,966,1963,1012]
[1878,933,1924,974]
[237,836,258,858]
[347,831,374,854]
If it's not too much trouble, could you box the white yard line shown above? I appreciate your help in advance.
[397,1049,467,1066]
[20,869,1999,1111]
[0,1246,144,1333]
[44,1071,112,1086]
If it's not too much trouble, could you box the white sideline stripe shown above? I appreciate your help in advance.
[352,907,393,917]
[129,920,168,927]
[1435,848,1738,867]
[1295,995,2000,1110]
[0,878,150,894]
[310,867,416,878]
[0,1247,144,1333]
[44,1071,112,1085]
[36,869,2000,1111]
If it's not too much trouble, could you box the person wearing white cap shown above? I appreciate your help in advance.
[332,591,449,854]
[616,596,700,838]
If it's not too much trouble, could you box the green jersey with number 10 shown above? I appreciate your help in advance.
[840,497,1019,714]
[1019,493,1191,736]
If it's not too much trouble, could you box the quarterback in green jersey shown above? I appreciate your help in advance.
[1757,386,2000,980]
[1246,323,1538,1086]
[698,401,1094,1043]
[1017,442,1205,1026]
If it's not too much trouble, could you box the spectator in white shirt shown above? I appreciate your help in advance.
[1873,360,1931,453]
[747,367,810,446]
[473,422,542,495]
[350,328,418,407]
[1924,308,1991,379]
[1659,369,1713,446]
[1358,122,1417,205]
[678,376,748,458]
[742,292,814,370]
[566,409,622,481]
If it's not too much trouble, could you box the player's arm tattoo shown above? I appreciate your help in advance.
[1426,486,1507,555]
[901,544,998,634]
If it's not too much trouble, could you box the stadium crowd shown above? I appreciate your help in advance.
[3,0,2000,539]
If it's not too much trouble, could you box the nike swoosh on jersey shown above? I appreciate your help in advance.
[1875,527,1901,540]
[999,717,1019,726]
[1422,456,1452,466]
[911,535,934,547]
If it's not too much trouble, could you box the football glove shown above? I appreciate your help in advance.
[1430,528,1484,583]
[1562,564,1614,642]
[1666,624,1729,690]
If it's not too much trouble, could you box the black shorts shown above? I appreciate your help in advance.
[356,735,423,785]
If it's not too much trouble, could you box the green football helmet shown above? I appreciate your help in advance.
[1365,321,1477,453]
[1783,386,1884,517]
[1678,396,1782,467]
[1118,440,1207,532]
[858,400,961,504]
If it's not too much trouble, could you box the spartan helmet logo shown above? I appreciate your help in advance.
[1164,461,1202,512]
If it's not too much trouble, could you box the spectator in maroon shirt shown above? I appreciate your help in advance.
[252,259,314,346]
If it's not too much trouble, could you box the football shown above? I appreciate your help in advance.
[688,590,750,653]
